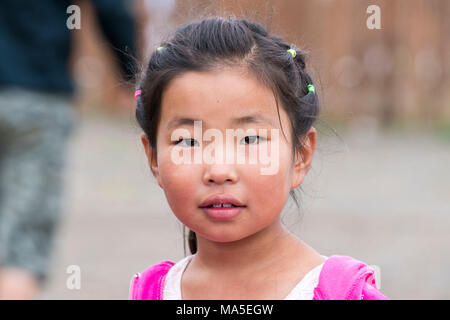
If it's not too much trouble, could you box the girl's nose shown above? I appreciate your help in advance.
[202,164,239,185]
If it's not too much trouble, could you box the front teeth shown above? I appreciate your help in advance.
[212,203,233,208]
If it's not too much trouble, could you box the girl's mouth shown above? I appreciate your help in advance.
[199,194,245,208]
[205,203,239,208]
[199,194,246,220]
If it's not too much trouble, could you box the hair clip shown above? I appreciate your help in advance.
[157,46,164,51]
[287,49,296,58]
[135,89,142,99]
[307,84,315,93]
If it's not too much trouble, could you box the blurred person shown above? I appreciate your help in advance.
[0,0,137,299]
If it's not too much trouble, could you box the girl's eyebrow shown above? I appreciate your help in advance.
[166,114,276,131]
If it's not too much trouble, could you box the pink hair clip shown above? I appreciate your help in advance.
[135,89,142,99]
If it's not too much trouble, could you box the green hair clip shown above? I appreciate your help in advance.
[286,49,296,58]
[157,46,164,51]
[307,84,315,93]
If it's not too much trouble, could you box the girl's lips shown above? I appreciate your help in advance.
[201,206,244,221]
[199,193,245,208]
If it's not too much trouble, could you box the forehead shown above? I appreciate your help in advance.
[159,68,287,129]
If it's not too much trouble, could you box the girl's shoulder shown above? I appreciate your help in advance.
[129,260,175,300]
[314,255,388,300]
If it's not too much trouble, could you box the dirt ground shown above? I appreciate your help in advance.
[38,110,450,299]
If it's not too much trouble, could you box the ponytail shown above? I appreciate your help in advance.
[188,230,197,254]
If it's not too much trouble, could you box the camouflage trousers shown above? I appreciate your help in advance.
[0,87,77,284]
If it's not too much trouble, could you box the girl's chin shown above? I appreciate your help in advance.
[195,230,250,244]
[191,220,279,245]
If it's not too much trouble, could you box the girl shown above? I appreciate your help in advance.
[130,16,387,300]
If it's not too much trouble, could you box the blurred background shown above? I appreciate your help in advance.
[1,0,448,299]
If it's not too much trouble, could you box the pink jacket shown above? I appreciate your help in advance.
[129,255,388,300]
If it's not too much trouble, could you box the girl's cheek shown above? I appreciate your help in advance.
[160,161,200,185]
[158,150,202,191]
[158,159,199,212]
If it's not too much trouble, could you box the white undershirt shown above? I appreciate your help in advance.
[163,254,326,300]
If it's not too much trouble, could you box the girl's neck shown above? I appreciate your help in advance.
[190,222,308,277]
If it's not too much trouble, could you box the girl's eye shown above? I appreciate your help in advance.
[175,138,199,147]
[240,136,265,145]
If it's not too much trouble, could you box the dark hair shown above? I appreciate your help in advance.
[135,16,320,256]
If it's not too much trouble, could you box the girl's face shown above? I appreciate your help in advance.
[141,67,315,243]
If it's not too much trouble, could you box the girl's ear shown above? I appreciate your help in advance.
[291,127,317,190]
[140,133,163,189]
